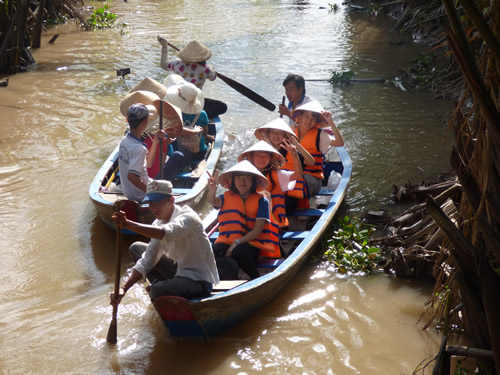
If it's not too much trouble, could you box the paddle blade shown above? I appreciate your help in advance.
[106,316,117,344]
[216,72,276,112]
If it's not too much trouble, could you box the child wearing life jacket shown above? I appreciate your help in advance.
[254,118,314,214]
[237,140,301,229]
[291,100,344,197]
[207,160,280,280]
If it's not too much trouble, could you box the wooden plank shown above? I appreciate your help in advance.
[212,280,247,292]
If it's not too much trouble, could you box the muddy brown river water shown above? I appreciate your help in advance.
[0,0,454,373]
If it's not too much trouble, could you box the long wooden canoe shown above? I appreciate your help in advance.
[152,146,352,338]
[89,117,224,234]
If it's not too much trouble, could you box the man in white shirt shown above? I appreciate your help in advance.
[111,180,219,301]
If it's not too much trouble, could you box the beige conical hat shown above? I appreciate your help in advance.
[152,99,184,138]
[129,77,167,99]
[165,82,205,115]
[178,41,212,63]
[237,140,285,169]
[219,160,269,191]
[120,90,160,121]
[254,118,297,141]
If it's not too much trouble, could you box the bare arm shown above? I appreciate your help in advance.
[322,111,344,147]
[128,173,147,193]
[290,136,315,166]
[281,139,303,180]
[158,35,169,71]
[206,170,221,207]
[113,210,165,240]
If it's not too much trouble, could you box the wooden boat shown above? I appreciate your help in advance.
[89,117,224,234]
[152,146,352,338]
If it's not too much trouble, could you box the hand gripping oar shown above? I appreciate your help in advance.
[280,96,285,118]
[106,201,122,344]
[166,42,276,112]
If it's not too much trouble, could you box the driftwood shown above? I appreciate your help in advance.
[371,180,461,280]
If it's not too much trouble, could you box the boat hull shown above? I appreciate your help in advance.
[152,146,352,338]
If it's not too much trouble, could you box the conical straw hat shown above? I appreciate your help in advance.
[120,91,160,126]
[237,140,285,169]
[129,77,167,99]
[254,118,297,141]
[178,41,212,63]
[218,160,269,191]
[152,99,184,138]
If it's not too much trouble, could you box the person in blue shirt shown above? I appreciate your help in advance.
[278,74,315,125]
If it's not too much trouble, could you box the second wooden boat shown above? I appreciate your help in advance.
[89,117,224,234]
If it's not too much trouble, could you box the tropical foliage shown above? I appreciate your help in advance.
[322,216,382,274]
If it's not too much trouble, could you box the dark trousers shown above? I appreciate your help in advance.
[204,98,227,119]
[212,242,260,280]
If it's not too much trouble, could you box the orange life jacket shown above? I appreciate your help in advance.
[215,191,281,258]
[266,169,288,228]
[281,148,309,199]
[295,127,324,180]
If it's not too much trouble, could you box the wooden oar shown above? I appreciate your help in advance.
[106,201,122,344]
[167,42,276,112]
[158,100,164,179]
[280,96,285,119]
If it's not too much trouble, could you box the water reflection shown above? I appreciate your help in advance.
[0,0,450,373]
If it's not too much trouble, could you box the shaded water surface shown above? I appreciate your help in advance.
[0,0,452,373]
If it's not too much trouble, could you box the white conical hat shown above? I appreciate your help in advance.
[218,160,269,191]
[237,140,285,169]
[165,82,205,115]
[178,41,212,63]
[254,118,297,141]
[129,77,167,99]
[152,99,183,138]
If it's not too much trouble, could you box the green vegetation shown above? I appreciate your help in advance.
[328,3,338,12]
[46,15,68,25]
[87,4,126,30]
[328,70,355,85]
[322,216,382,274]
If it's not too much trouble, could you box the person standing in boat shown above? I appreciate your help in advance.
[207,160,281,280]
[111,180,219,302]
[237,140,301,230]
[157,36,227,119]
[278,74,315,125]
[290,100,344,198]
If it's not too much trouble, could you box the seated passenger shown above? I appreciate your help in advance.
[164,75,210,165]
[119,91,185,182]
[237,140,301,229]
[117,103,153,202]
[207,160,280,280]
[291,100,344,197]
[254,118,314,210]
